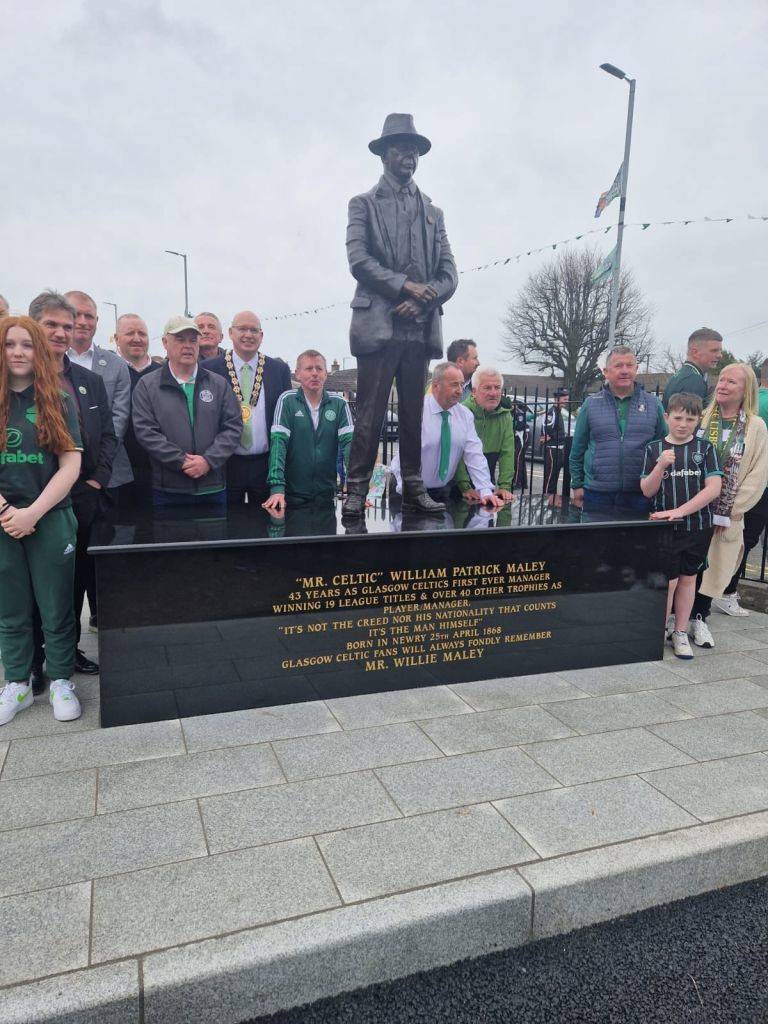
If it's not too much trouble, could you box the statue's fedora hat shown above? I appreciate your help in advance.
[369,113,431,156]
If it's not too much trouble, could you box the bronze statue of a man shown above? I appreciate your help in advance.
[341,113,459,517]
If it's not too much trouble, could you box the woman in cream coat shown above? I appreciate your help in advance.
[690,363,768,648]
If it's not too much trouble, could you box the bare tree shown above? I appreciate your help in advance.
[652,345,685,374]
[745,350,767,376]
[501,247,654,399]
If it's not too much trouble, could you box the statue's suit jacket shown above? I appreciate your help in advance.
[346,178,458,359]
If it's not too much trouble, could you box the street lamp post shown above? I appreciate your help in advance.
[165,250,191,317]
[599,62,636,348]
[103,301,118,333]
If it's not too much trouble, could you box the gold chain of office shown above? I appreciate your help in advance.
[225,351,265,423]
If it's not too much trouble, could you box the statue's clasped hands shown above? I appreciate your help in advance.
[393,281,438,319]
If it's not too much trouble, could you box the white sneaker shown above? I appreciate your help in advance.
[712,593,749,617]
[690,615,715,649]
[0,682,34,726]
[49,680,81,722]
[671,630,694,659]
[665,615,676,641]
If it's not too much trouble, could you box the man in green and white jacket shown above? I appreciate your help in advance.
[263,350,354,513]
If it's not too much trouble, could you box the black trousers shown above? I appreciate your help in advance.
[114,470,154,511]
[543,446,565,495]
[724,486,768,593]
[346,340,428,495]
[33,483,100,665]
[513,437,528,490]
[226,453,269,505]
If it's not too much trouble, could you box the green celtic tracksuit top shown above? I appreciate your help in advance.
[267,389,354,503]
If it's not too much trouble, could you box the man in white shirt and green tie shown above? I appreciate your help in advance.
[390,362,504,509]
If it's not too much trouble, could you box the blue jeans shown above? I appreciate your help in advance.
[583,488,649,521]
[152,489,227,508]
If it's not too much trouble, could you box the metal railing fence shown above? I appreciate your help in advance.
[346,382,768,584]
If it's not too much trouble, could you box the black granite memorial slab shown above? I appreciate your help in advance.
[91,501,671,728]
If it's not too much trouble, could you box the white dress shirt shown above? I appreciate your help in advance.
[122,354,154,372]
[232,350,268,455]
[67,346,94,369]
[390,394,494,496]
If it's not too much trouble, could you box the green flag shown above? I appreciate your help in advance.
[591,246,618,285]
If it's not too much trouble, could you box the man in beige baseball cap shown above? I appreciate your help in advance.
[130,315,242,507]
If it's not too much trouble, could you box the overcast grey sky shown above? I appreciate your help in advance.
[5,0,766,370]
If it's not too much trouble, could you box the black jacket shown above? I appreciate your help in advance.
[131,363,242,494]
[201,352,292,438]
[63,356,118,489]
[124,362,161,477]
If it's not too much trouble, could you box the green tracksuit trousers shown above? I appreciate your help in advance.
[0,507,77,681]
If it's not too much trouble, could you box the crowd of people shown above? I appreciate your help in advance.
[569,329,768,660]
[0,291,766,727]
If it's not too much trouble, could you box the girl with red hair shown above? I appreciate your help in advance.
[0,317,83,725]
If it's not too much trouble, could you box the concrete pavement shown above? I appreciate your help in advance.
[2,610,768,1022]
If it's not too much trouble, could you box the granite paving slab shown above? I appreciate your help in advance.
[0,801,206,897]
[376,746,560,815]
[200,771,401,853]
[555,661,688,695]
[141,871,532,1024]
[316,804,537,902]
[518,810,768,939]
[0,769,96,832]
[325,685,473,730]
[0,883,91,986]
[738,649,768,669]
[663,655,768,684]
[271,722,443,781]
[649,711,768,760]
[0,697,100,740]
[1,963,140,1024]
[675,630,768,655]
[418,705,574,755]
[0,719,184,779]
[447,673,590,711]
[180,700,340,752]
[523,727,694,786]
[707,610,768,631]
[6,613,768,1020]
[494,775,698,857]
[543,692,690,734]
[91,838,340,962]
[97,743,285,812]
[657,678,768,716]
[737,628,768,644]
[642,753,768,821]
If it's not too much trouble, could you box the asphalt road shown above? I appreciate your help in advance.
[253,877,768,1024]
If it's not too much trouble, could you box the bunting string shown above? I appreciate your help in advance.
[261,214,768,322]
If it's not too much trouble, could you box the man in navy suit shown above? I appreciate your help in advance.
[202,311,291,505]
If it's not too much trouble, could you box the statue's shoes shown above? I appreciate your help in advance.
[341,493,366,518]
[401,491,446,514]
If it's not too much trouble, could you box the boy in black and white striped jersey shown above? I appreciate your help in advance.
[641,393,722,659]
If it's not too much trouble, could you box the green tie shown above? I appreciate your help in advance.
[438,410,451,480]
[240,363,253,447]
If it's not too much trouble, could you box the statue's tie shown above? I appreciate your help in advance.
[240,363,254,447]
[438,410,451,481]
